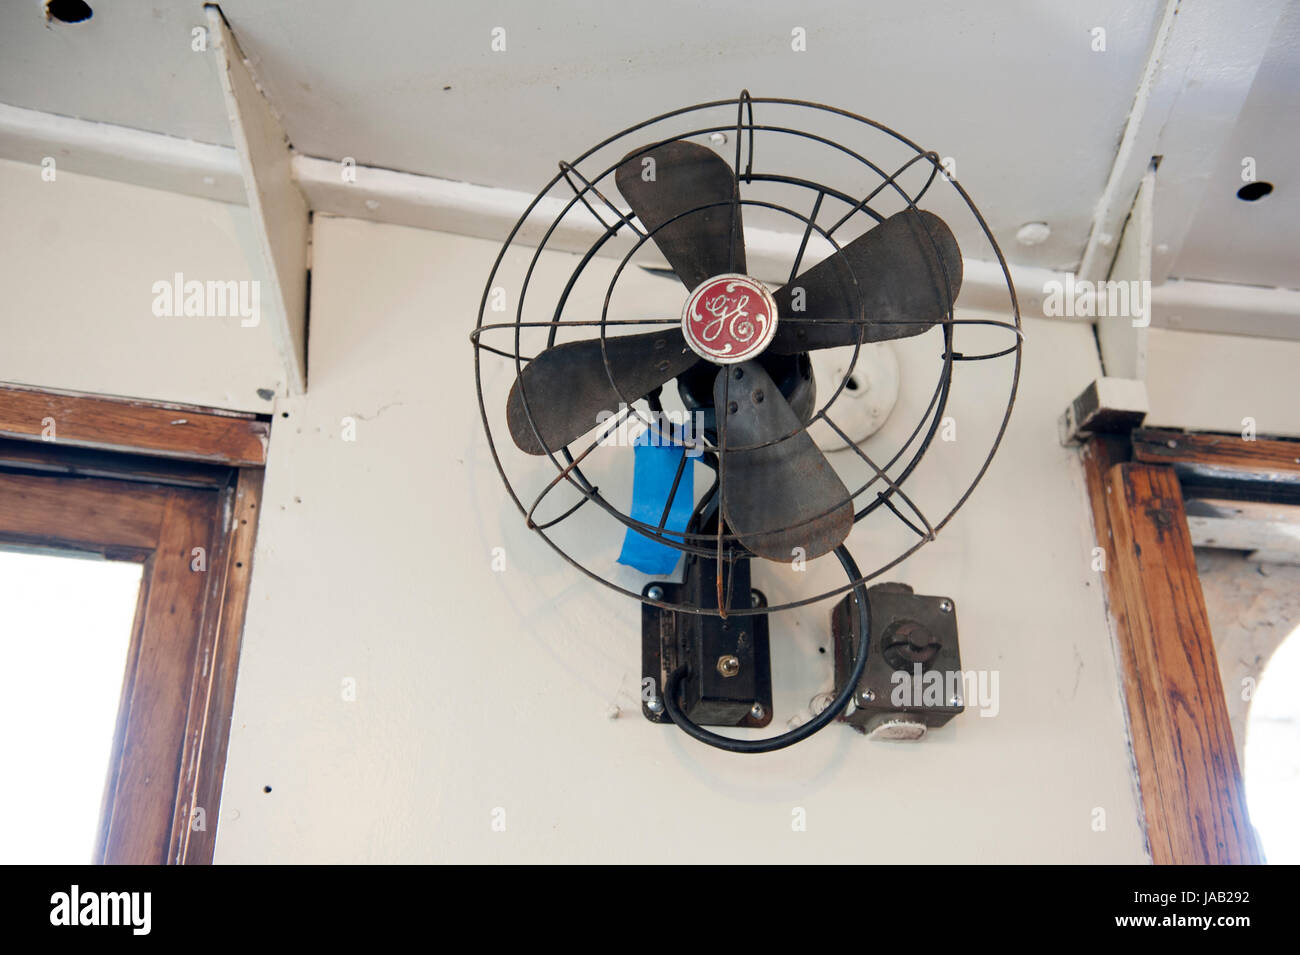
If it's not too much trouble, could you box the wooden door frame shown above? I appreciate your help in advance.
[1079,427,1300,864]
[0,384,268,864]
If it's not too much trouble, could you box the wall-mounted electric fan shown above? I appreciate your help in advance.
[472,93,1020,752]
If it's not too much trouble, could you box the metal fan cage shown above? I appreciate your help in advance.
[472,93,1021,617]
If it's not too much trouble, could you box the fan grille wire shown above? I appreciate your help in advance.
[471,94,1022,617]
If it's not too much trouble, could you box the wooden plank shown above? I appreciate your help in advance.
[99,488,218,865]
[0,386,267,466]
[93,557,153,865]
[1134,428,1300,483]
[1102,462,1261,864]
[0,471,165,554]
[1079,434,1130,552]
[207,5,310,395]
[1080,435,1131,603]
[0,436,235,489]
[1184,496,1300,563]
[170,468,265,864]
[167,475,236,865]
[1078,434,1159,859]
[0,414,264,864]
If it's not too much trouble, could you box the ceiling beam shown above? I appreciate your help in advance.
[1078,0,1290,284]
[1151,279,1300,341]
[0,102,244,204]
[292,152,1063,315]
[5,44,1299,345]
[205,4,309,396]
[1096,166,1153,380]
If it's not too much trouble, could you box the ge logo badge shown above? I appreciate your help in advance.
[681,273,779,364]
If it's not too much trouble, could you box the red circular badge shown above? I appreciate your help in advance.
[681,274,779,364]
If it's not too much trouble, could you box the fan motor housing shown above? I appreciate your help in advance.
[677,351,815,441]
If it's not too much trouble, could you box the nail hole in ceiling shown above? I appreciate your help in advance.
[45,0,93,24]
[1237,181,1274,202]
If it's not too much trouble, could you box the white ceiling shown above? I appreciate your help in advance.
[1,0,1168,275]
[0,0,1294,289]
[1168,0,1300,289]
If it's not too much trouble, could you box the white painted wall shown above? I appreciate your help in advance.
[0,158,284,412]
[0,161,1168,861]
[9,163,1300,861]
[212,215,1148,863]
[1145,327,1300,438]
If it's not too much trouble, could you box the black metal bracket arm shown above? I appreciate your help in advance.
[641,546,873,753]
[640,554,773,729]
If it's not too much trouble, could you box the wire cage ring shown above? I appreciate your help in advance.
[472,93,1022,618]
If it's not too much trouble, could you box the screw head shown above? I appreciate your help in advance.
[646,696,664,715]
[751,590,762,608]
[750,702,765,720]
[859,688,876,705]
[717,655,741,678]
[646,585,664,601]
[938,599,953,613]
[948,696,962,708]
[709,131,728,146]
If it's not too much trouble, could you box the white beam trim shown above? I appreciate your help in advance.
[1077,0,1179,282]
[6,107,1299,344]
[1152,279,1300,341]
[206,4,309,395]
[1096,166,1153,380]
[1078,0,1289,284]
[0,102,244,204]
[292,152,1055,321]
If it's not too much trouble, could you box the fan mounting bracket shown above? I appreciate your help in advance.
[640,559,773,728]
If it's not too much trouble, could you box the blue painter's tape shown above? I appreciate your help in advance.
[617,430,694,576]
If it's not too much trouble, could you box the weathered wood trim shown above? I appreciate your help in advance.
[1096,459,1261,863]
[0,392,267,864]
[0,386,268,466]
[98,488,218,865]
[1133,429,1300,483]
[170,467,264,864]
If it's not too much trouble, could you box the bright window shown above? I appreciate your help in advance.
[1244,626,1300,864]
[0,548,143,864]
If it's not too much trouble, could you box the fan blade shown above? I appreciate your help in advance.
[615,141,745,290]
[713,362,853,561]
[507,330,695,455]
[769,209,962,352]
